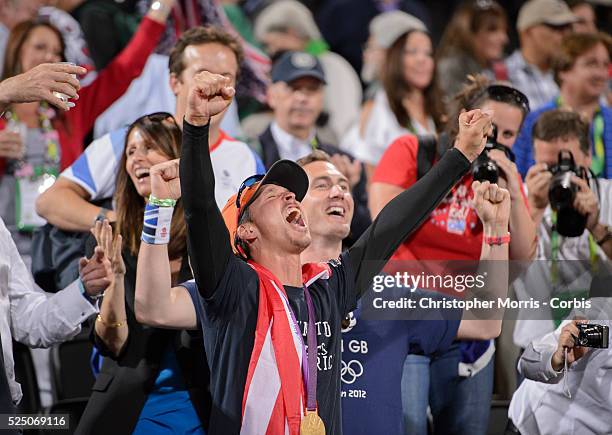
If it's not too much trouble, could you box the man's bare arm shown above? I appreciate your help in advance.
[36,177,115,232]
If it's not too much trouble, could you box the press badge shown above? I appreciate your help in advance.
[15,172,55,231]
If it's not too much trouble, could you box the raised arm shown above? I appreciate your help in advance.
[180,73,236,297]
[457,181,510,340]
[347,110,493,293]
[66,0,174,131]
[134,159,197,329]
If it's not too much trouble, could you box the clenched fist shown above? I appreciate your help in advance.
[454,109,493,162]
[150,159,181,201]
[472,180,510,230]
[185,72,235,126]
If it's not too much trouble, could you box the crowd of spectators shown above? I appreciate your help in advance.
[0,0,611,434]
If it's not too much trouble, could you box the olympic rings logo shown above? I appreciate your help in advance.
[341,360,363,384]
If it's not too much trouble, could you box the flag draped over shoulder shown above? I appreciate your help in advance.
[241,261,330,435]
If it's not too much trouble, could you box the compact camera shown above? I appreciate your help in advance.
[576,323,609,348]
[472,124,515,184]
[548,150,589,237]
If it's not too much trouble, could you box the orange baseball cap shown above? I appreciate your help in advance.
[222,159,309,255]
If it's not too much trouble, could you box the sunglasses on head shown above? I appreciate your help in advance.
[235,174,264,209]
[485,85,531,114]
[134,111,177,125]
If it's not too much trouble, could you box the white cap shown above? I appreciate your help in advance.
[254,0,321,41]
[369,11,428,49]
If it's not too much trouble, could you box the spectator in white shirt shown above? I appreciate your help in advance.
[509,302,612,435]
[0,62,111,416]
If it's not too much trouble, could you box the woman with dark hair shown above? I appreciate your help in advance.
[369,76,537,434]
[77,113,209,435]
[436,0,509,102]
[349,18,444,179]
[0,1,172,259]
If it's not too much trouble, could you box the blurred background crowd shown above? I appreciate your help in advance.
[0,0,611,434]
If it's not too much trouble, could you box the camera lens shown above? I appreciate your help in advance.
[472,154,499,184]
[549,172,576,210]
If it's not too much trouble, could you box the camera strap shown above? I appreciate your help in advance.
[550,211,599,286]
[563,347,572,399]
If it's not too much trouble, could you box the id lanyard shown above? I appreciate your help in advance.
[550,210,599,285]
[555,96,605,177]
[310,137,319,152]
[4,103,60,230]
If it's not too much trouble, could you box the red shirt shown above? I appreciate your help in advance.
[372,134,527,261]
[0,17,165,176]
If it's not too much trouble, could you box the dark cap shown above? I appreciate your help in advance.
[221,160,309,254]
[271,51,327,84]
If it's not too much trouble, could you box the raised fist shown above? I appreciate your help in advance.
[185,72,235,126]
[150,159,181,201]
[472,180,510,229]
[454,109,493,162]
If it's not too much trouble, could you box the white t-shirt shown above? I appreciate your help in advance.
[513,177,612,349]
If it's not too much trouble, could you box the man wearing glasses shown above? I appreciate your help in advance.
[134,71,499,434]
[504,0,578,110]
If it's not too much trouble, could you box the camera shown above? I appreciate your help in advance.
[548,150,589,237]
[576,323,609,348]
[472,124,515,184]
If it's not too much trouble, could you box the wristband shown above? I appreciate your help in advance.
[141,203,174,245]
[484,233,511,246]
[148,194,177,207]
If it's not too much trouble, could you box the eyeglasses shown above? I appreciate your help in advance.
[486,85,531,114]
[235,174,264,209]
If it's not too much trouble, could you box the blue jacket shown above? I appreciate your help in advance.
[514,99,612,179]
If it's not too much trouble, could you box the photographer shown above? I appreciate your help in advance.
[509,316,612,434]
[525,110,612,257]
[513,109,612,353]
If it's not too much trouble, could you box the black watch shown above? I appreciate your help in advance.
[596,225,612,246]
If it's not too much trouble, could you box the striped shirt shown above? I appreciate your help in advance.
[61,127,264,208]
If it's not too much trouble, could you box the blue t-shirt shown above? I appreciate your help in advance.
[341,289,460,435]
[133,346,205,435]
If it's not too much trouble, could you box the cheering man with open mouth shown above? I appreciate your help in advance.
[134,71,497,435]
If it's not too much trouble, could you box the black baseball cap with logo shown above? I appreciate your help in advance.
[271,51,327,84]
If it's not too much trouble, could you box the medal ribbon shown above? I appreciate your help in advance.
[302,285,318,412]
[278,285,318,412]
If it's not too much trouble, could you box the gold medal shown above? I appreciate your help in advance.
[300,410,325,435]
